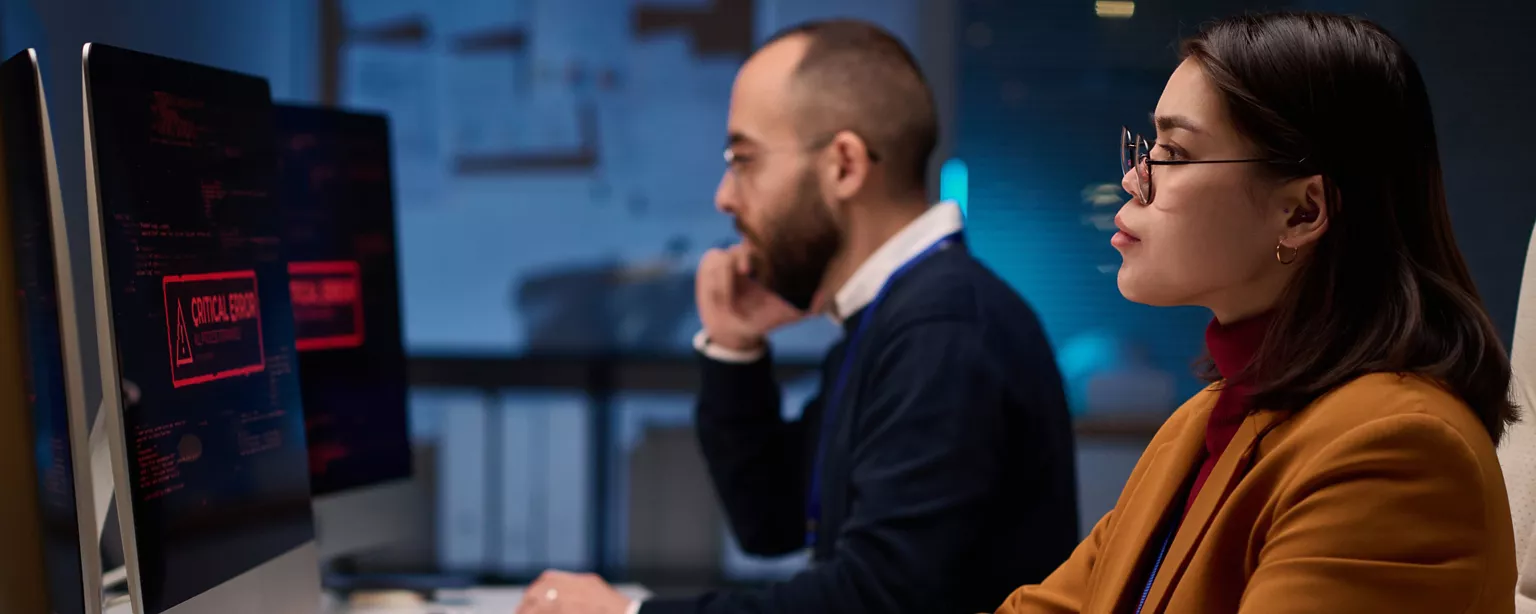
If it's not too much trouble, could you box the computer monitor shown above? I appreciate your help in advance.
[273,103,415,560]
[0,48,102,614]
[81,43,321,614]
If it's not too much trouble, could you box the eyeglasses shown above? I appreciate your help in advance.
[723,132,881,176]
[1121,126,1302,205]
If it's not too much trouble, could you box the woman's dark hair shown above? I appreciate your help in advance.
[1183,11,1517,442]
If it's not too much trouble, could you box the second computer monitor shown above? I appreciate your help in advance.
[274,103,414,560]
[82,43,321,614]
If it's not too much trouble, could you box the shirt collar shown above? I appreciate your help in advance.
[827,201,965,324]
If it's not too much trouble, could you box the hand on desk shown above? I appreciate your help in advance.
[515,570,634,614]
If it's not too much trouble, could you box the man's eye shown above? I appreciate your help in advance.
[726,151,754,168]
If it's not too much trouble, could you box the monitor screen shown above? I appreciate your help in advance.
[0,50,85,614]
[273,104,411,497]
[84,45,313,613]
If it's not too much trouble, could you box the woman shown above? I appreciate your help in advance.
[998,11,1517,614]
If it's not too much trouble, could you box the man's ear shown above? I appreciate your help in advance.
[825,130,872,201]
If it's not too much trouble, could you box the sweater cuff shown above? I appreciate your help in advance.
[693,329,766,364]
[633,596,695,614]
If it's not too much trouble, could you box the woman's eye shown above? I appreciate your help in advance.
[1155,143,1181,161]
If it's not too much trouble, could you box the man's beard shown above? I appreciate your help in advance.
[738,173,842,311]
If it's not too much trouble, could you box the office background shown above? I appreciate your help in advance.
[1,0,1532,594]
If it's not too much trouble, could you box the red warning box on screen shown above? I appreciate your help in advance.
[288,261,364,352]
[162,271,266,388]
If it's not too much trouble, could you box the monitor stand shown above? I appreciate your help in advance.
[89,397,131,610]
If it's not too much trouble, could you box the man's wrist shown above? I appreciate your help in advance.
[708,328,766,353]
[693,330,766,363]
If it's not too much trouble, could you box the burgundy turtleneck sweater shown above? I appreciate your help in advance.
[1185,312,1271,510]
[1133,313,1272,612]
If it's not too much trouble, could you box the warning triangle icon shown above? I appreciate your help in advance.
[174,300,194,366]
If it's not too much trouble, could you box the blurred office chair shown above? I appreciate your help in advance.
[627,425,722,587]
[1500,222,1536,614]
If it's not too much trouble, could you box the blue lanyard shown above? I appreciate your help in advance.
[804,232,962,547]
[1135,521,1177,614]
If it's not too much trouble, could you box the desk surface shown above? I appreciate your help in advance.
[421,585,652,612]
[105,584,653,614]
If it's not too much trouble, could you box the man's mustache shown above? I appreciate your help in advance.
[733,219,761,245]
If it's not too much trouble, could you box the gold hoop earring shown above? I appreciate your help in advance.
[1276,242,1298,265]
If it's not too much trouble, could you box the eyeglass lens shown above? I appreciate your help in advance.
[1120,128,1153,204]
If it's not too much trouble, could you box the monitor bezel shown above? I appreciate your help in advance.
[80,42,321,614]
[27,46,107,614]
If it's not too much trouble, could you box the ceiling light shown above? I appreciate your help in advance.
[1096,1,1135,19]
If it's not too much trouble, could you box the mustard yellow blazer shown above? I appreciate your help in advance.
[999,373,1516,614]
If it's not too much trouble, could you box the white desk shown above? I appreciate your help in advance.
[327,585,652,613]
[105,584,653,613]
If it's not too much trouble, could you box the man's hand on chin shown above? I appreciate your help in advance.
[514,570,637,614]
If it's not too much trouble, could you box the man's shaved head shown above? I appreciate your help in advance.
[761,19,938,191]
[715,19,937,309]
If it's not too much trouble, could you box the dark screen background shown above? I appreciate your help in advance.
[0,50,86,614]
[274,104,411,497]
[85,45,313,614]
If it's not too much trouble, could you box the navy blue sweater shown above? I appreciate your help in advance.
[641,244,1079,614]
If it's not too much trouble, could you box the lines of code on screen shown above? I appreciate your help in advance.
[86,46,313,614]
[276,105,412,497]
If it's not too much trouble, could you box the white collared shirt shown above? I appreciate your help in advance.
[694,201,965,363]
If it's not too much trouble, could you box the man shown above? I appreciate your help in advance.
[517,19,1078,614]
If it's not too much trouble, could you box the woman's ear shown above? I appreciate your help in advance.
[1281,174,1329,249]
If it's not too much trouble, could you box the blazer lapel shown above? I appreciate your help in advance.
[1140,409,1283,613]
[1087,391,1216,614]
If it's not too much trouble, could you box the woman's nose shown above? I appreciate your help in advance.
[1120,167,1143,204]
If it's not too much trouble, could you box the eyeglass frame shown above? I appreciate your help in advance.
[723,131,881,176]
[1121,126,1305,205]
